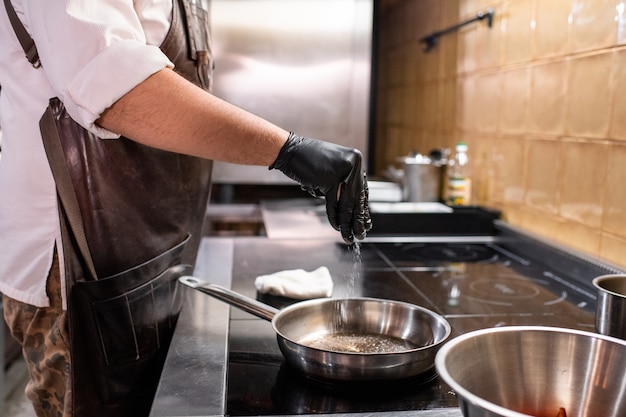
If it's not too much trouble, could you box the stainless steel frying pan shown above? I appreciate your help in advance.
[179,276,451,381]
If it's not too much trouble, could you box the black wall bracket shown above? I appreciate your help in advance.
[420,8,495,52]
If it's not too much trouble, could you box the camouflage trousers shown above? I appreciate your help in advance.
[2,249,72,417]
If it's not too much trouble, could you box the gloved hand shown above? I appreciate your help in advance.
[269,132,372,243]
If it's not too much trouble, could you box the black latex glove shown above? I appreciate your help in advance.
[269,132,372,244]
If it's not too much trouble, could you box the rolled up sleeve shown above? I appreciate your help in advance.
[21,0,173,138]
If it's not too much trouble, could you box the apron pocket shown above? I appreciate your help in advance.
[70,236,190,403]
[91,263,183,366]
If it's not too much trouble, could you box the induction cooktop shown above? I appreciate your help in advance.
[223,219,618,415]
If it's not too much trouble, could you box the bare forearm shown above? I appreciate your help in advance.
[97,67,289,165]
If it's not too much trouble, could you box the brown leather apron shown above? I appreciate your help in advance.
[33,1,215,415]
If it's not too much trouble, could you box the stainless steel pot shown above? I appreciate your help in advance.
[397,154,443,202]
[593,274,626,339]
[435,326,626,417]
[179,276,451,381]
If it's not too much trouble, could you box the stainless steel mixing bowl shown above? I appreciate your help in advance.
[435,326,626,417]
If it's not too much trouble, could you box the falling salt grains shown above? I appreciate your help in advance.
[336,241,362,326]
[347,241,361,297]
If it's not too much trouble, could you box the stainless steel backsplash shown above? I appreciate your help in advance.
[209,0,372,184]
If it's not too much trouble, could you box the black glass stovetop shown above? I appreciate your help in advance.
[225,239,598,416]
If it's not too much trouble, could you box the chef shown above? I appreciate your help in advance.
[0,1,371,416]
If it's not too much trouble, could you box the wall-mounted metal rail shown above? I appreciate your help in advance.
[420,7,495,52]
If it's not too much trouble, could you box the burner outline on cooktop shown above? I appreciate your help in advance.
[439,271,576,309]
[399,243,499,263]
[469,277,541,299]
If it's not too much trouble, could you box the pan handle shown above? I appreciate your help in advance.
[179,276,279,321]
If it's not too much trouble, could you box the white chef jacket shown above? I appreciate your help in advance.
[0,0,175,307]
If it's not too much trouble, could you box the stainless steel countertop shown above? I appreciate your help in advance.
[149,238,232,417]
[149,237,463,417]
[260,199,340,240]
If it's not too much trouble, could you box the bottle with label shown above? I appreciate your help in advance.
[446,142,472,205]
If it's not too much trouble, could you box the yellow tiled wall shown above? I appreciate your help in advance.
[374,0,626,268]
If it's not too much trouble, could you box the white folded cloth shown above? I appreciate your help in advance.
[254,266,333,299]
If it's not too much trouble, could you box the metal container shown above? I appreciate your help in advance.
[398,154,442,202]
[593,274,626,339]
[179,277,451,381]
[435,326,626,417]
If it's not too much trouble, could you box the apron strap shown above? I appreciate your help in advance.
[40,104,99,280]
[3,0,40,67]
